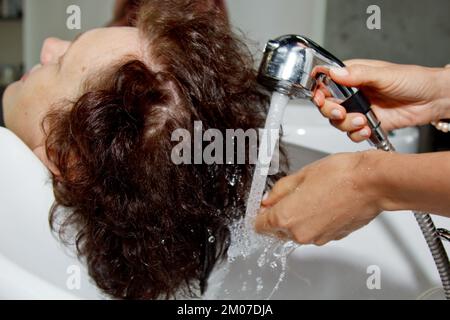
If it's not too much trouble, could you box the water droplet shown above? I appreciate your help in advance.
[228,173,239,187]
[257,247,270,268]
[270,261,278,269]
[208,236,216,243]
[257,253,266,268]
[161,239,165,245]
[256,277,264,293]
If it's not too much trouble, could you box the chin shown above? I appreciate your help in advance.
[2,82,17,127]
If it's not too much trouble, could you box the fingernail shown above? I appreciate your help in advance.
[262,191,269,202]
[330,67,349,77]
[352,117,365,127]
[359,129,370,137]
[331,109,343,119]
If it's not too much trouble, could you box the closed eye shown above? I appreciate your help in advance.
[57,55,64,72]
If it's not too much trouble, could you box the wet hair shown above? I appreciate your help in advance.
[108,0,142,27]
[44,0,284,299]
[109,0,227,27]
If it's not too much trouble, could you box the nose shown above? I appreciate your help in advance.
[40,37,71,65]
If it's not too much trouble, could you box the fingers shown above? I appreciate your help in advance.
[261,173,304,207]
[329,64,384,88]
[313,90,347,121]
[310,63,381,145]
[317,98,346,121]
[255,209,293,241]
[344,59,393,68]
[255,204,288,237]
[314,59,392,94]
[347,126,372,143]
[329,112,368,133]
[254,207,271,235]
[257,175,304,241]
[312,89,325,106]
[255,203,321,245]
[314,97,369,139]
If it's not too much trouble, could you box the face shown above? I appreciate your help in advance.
[2,27,142,153]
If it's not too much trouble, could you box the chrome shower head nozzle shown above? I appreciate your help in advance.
[258,35,343,99]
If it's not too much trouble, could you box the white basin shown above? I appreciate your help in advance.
[0,127,101,299]
[0,100,448,300]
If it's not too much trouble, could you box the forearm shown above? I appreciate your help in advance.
[370,150,450,217]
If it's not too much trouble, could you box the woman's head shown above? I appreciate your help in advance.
[3,27,142,156]
[3,0,282,299]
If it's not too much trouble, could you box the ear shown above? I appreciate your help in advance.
[32,145,61,176]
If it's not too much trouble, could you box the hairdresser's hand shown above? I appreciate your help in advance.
[313,59,450,142]
[255,151,385,246]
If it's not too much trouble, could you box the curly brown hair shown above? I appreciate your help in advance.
[44,0,284,299]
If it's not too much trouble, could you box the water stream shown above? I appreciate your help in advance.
[222,92,299,299]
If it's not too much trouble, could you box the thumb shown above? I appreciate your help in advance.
[254,205,293,241]
[254,205,282,236]
[329,64,384,88]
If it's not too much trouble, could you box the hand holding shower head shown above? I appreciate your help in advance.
[258,35,450,299]
[258,35,393,151]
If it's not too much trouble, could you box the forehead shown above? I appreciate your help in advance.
[66,27,142,72]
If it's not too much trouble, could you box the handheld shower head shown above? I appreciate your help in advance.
[258,35,343,98]
[258,35,393,151]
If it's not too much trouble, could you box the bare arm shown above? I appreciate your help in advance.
[377,151,450,217]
